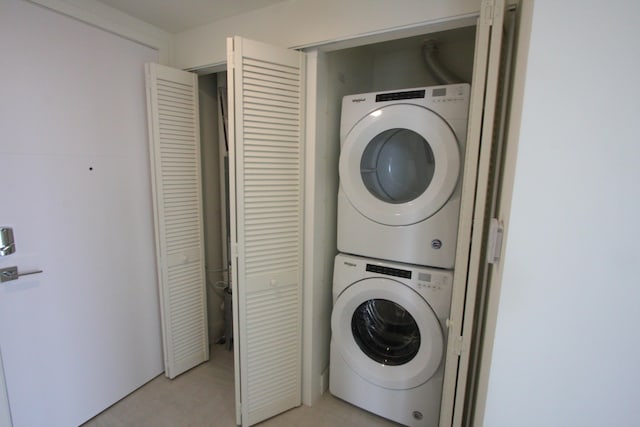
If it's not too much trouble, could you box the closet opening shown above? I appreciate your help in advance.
[198,70,234,367]
[191,19,480,425]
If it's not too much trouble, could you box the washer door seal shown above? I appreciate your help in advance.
[331,277,444,390]
[339,104,460,226]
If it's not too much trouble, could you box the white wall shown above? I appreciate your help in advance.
[173,0,481,70]
[28,0,172,64]
[481,1,640,426]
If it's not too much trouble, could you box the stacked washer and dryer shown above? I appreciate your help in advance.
[330,84,470,427]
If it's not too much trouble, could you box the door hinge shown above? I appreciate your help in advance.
[486,218,504,264]
[482,0,494,26]
[227,46,235,70]
[231,241,239,259]
[452,335,463,357]
[446,319,464,356]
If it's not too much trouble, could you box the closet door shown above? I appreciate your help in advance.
[227,36,305,426]
[440,0,513,426]
[145,63,209,379]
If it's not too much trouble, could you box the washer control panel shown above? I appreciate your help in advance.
[416,272,449,292]
[335,254,453,318]
[364,262,450,292]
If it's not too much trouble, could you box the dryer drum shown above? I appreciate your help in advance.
[351,299,421,366]
[360,128,435,204]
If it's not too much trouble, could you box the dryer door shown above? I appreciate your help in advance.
[339,104,460,226]
[331,277,444,390]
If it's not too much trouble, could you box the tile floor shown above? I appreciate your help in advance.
[83,344,399,427]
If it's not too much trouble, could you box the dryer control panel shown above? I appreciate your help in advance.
[375,89,425,102]
[365,263,412,278]
[429,84,468,106]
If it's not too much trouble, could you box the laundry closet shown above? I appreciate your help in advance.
[145,3,514,427]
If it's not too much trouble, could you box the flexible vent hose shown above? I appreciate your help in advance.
[422,39,463,85]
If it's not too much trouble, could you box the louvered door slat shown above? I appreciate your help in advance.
[145,63,208,380]
[244,90,300,105]
[228,36,305,427]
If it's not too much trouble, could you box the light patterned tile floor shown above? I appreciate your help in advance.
[83,344,399,427]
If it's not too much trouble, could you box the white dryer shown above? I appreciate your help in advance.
[338,84,470,268]
[330,253,452,427]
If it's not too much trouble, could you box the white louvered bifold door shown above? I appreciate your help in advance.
[440,1,510,426]
[227,36,305,427]
[145,63,208,379]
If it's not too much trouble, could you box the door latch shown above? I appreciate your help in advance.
[0,266,43,283]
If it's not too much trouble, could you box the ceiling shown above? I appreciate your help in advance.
[96,0,287,33]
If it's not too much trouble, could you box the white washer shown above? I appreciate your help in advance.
[330,253,452,427]
[338,84,470,268]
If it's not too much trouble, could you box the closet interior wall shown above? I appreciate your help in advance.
[198,73,225,344]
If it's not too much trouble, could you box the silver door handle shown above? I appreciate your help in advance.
[0,227,16,256]
[0,266,43,283]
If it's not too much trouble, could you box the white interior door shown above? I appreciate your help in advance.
[440,0,510,426]
[227,36,305,427]
[145,63,209,379]
[0,2,163,425]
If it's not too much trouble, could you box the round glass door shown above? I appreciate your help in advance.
[351,298,421,366]
[331,278,444,390]
[360,129,435,204]
[339,104,460,226]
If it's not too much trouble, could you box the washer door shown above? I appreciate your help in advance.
[339,104,460,226]
[331,277,444,390]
